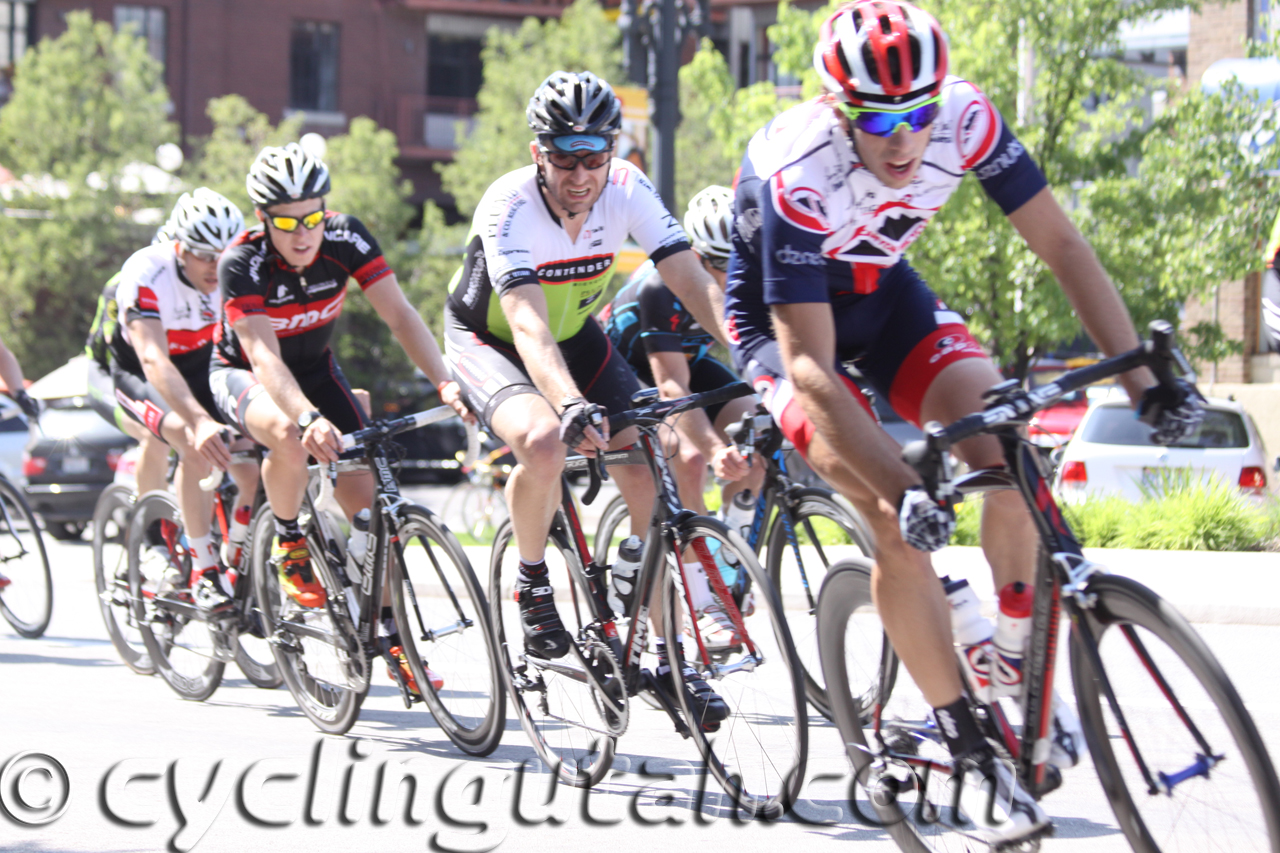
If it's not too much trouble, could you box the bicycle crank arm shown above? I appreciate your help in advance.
[639,668,692,739]
[709,653,762,678]
[420,618,472,642]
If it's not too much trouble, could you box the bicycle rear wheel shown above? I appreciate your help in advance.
[665,516,807,819]
[127,492,225,701]
[765,488,877,719]
[94,484,152,672]
[250,503,366,734]
[230,549,282,689]
[388,504,504,755]
[1071,574,1280,852]
[490,515,616,787]
[0,476,52,638]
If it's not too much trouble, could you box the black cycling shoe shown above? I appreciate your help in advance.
[515,573,572,659]
[681,664,729,730]
[192,573,233,613]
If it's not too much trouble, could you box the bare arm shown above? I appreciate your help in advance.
[773,302,918,504]
[363,276,470,419]
[1007,186,1155,401]
[130,317,230,467]
[0,338,25,397]
[234,314,316,423]
[655,250,729,347]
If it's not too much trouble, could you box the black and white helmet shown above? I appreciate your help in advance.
[527,71,623,138]
[245,142,331,208]
[170,188,245,254]
[684,186,735,261]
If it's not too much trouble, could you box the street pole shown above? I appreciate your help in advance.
[651,0,680,211]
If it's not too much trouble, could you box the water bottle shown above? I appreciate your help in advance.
[222,504,253,568]
[992,581,1034,698]
[722,489,755,539]
[943,577,995,700]
[347,509,371,580]
[608,536,642,616]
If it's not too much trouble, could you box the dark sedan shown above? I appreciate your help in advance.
[24,399,135,540]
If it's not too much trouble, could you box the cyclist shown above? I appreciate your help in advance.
[443,71,731,720]
[726,2,1203,843]
[601,185,762,647]
[0,333,39,591]
[211,142,467,693]
[107,188,256,613]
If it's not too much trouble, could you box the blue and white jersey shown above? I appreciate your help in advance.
[725,76,1046,351]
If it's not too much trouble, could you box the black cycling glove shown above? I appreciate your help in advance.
[559,397,605,449]
[898,486,955,553]
[13,390,40,422]
[1138,379,1205,446]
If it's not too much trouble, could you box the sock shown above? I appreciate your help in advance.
[230,505,252,544]
[518,559,548,584]
[934,695,989,761]
[655,639,686,678]
[683,561,715,611]
[380,606,399,644]
[274,515,303,541]
[189,534,217,574]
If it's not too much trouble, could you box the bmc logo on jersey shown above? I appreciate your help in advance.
[772,179,829,234]
[269,291,345,336]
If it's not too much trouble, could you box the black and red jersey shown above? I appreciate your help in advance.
[214,212,392,372]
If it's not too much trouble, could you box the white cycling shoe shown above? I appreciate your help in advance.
[953,753,1052,846]
[1048,692,1084,770]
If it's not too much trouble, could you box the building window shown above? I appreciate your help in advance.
[291,20,340,113]
[1,0,33,68]
[114,5,166,71]
[427,35,483,100]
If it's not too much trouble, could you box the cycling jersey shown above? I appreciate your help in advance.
[446,161,690,343]
[110,241,221,381]
[215,212,391,372]
[725,77,1046,352]
[601,260,716,379]
[85,273,122,373]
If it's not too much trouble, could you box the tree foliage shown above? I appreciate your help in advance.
[188,95,304,215]
[0,12,174,376]
[440,0,624,218]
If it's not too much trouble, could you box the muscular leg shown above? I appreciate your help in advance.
[126,423,171,496]
[714,396,766,507]
[159,414,214,541]
[488,393,565,564]
[664,422,708,515]
[241,395,309,521]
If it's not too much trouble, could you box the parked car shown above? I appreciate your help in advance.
[24,397,135,540]
[0,397,30,486]
[1054,396,1271,503]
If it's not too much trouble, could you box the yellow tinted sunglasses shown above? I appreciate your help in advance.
[268,207,325,233]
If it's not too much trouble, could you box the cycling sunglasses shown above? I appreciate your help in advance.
[181,244,220,264]
[267,206,326,233]
[841,96,941,137]
[542,134,613,170]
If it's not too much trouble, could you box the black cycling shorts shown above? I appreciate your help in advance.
[208,349,367,437]
[443,307,643,428]
[111,363,219,441]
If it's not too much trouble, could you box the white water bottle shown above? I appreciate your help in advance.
[722,489,755,539]
[943,577,996,700]
[608,536,642,615]
[992,581,1034,698]
[346,509,370,581]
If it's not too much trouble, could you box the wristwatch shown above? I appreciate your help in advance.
[297,411,323,431]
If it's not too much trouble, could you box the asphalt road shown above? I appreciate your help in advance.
[2,491,1278,853]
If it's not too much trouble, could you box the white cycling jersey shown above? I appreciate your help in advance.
[112,241,220,376]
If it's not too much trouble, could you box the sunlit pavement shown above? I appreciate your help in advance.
[2,492,1277,853]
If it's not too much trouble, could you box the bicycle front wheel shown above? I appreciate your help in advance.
[765,488,877,719]
[126,492,225,700]
[1071,574,1280,852]
[666,515,807,819]
[490,516,616,787]
[389,504,504,755]
[94,485,156,672]
[249,503,365,734]
[0,476,52,638]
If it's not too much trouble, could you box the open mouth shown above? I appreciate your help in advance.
[885,158,915,180]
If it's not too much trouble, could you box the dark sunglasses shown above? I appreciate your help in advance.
[541,147,613,171]
[842,97,941,138]
[267,206,326,233]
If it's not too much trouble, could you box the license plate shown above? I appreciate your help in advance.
[1141,466,1189,487]
[61,456,89,474]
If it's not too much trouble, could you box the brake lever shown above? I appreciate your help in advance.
[580,408,609,505]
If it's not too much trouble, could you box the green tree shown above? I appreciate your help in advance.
[188,95,304,214]
[439,0,624,218]
[0,11,174,376]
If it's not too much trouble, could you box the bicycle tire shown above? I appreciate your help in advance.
[765,488,880,719]
[591,494,630,567]
[93,484,153,672]
[1070,574,1280,852]
[388,504,504,755]
[249,502,366,734]
[0,476,52,639]
[127,491,225,701]
[490,515,616,787]
[663,515,808,820]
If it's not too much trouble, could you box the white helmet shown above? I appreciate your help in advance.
[245,142,331,208]
[170,188,245,254]
[683,186,735,261]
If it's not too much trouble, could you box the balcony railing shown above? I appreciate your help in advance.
[396,95,479,160]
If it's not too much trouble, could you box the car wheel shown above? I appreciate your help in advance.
[45,520,86,541]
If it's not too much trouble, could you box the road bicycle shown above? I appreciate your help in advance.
[250,406,504,754]
[121,447,281,699]
[489,382,808,818]
[442,438,511,542]
[0,470,52,638]
[816,321,1280,851]
[594,403,875,720]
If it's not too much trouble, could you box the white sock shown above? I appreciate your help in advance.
[683,561,715,611]
[189,534,218,573]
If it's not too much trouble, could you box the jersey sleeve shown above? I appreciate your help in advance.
[478,185,541,295]
[951,86,1047,215]
[616,164,691,265]
[116,250,163,326]
[635,274,684,355]
[760,168,833,306]
[326,214,392,290]
[218,242,267,326]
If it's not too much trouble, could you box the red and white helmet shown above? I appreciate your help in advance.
[814,1,948,110]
